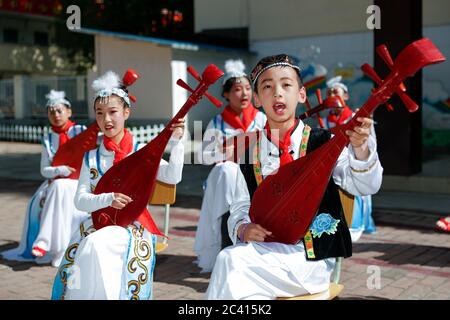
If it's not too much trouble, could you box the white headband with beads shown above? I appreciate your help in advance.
[222,59,247,85]
[92,71,131,106]
[326,76,348,93]
[251,62,301,87]
[45,90,71,108]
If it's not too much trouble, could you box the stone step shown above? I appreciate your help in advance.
[381,175,450,195]
[373,191,450,215]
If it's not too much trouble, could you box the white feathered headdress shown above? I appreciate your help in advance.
[222,59,247,84]
[326,75,348,93]
[45,90,71,108]
[92,71,131,106]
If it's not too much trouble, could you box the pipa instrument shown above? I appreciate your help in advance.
[248,38,446,244]
[91,64,224,232]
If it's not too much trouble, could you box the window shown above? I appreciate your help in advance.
[3,29,18,44]
[34,31,49,46]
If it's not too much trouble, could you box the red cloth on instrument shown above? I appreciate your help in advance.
[103,128,134,165]
[51,120,75,147]
[221,104,259,132]
[327,105,353,126]
[137,208,165,238]
[265,119,298,167]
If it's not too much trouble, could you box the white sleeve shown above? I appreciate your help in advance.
[40,147,72,179]
[155,138,185,184]
[227,168,251,245]
[332,134,383,196]
[198,119,226,165]
[73,158,115,213]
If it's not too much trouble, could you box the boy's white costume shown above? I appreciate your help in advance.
[1,91,88,267]
[206,118,383,299]
[194,60,266,273]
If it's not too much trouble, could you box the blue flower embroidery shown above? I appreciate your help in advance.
[310,213,340,238]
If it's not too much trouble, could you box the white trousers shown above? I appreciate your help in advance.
[205,241,335,300]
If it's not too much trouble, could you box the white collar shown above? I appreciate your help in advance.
[258,120,306,177]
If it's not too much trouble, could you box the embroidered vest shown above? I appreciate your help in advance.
[239,128,352,261]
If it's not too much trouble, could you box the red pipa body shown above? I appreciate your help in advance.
[91,64,224,232]
[51,122,100,180]
[248,38,446,244]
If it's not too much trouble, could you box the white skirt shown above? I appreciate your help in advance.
[1,180,51,264]
[32,178,88,267]
[194,161,239,273]
[52,218,157,300]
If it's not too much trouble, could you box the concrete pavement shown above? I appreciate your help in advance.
[0,141,449,300]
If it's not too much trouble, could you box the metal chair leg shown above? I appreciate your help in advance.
[163,204,170,244]
[332,257,342,284]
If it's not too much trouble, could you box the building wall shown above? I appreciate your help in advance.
[0,13,70,77]
[194,0,249,33]
[88,35,256,136]
[88,35,173,121]
[422,24,450,147]
[0,14,56,45]
[251,24,450,147]
[0,12,93,78]
[249,0,372,40]
[194,0,450,40]
[172,48,255,134]
[0,42,74,77]
[195,0,450,146]
[423,0,450,26]
[251,31,374,108]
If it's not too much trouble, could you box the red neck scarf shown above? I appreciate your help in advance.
[221,104,259,132]
[265,119,298,167]
[103,128,134,165]
[327,105,353,126]
[51,120,75,147]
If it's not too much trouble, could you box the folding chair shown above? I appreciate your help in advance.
[277,188,354,300]
[148,181,176,253]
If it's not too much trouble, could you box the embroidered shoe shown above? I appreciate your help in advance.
[31,246,47,257]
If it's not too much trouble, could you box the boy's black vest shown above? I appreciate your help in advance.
[239,128,352,261]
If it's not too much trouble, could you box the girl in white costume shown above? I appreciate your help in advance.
[206,54,383,300]
[51,71,185,300]
[324,76,377,242]
[194,60,266,273]
[1,90,88,267]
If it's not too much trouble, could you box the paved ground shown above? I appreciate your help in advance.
[0,141,449,300]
